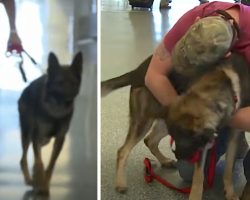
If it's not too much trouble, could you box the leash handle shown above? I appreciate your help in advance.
[5,43,40,82]
[6,43,24,56]
[6,43,37,65]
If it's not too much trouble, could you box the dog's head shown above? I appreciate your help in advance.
[166,96,216,160]
[46,52,83,101]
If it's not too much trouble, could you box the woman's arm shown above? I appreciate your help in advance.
[145,41,178,106]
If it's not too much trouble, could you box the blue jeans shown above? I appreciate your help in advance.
[176,127,229,182]
[244,149,250,182]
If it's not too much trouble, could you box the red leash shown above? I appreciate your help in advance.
[207,140,217,186]
[144,139,217,193]
[144,158,191,193]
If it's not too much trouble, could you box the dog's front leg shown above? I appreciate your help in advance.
[32,140,48,195]
[20,134,32,185]
[189,162,204,200]
[116,117,153,193]
[224,130,239,200]
[144,120,176,168]
[45,136,65,182]
[189,141,213,200]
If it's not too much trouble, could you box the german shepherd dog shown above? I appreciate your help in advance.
[101,53,250,200]
[19,52,83,195]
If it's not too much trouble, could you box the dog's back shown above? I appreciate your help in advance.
[101,55,192,98]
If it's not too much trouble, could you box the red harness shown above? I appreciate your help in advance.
[144,138,217,194]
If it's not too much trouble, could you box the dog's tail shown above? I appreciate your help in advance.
[101,71,135,97]
[101,55,152,97]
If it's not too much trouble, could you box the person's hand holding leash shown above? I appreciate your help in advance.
[7,30,23,55]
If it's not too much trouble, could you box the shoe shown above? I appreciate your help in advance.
[199,0,209,4]
[160,3,171,9]
[241,182,250,200]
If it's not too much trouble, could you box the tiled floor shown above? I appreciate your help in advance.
[0,0,97,199]
[101,0,246,199]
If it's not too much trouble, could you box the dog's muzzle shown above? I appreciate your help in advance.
[170,136,215,164]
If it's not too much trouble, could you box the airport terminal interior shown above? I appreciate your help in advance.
[0,0,97,199]
[101,0,249,199]
[0,0,249,200]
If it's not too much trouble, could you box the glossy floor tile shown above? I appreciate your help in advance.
[0,0,97,199]
[101,0,246,199]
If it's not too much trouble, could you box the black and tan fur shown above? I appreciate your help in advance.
[102,55,192,193]
[19,52,83,195]
[102,53,250,200]
[167,54,250,200]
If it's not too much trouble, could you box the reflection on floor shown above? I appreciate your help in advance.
[101,0,247,200]
[0,0,97,200]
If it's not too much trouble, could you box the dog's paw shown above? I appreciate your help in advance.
[101,85,112,97]
[115,186,128,194]
[226,196,239,200]
[224,191,239,200]
[34,187,50,197]
[33,179,50,197]
[161,159,176,168]
[25,178,33,186]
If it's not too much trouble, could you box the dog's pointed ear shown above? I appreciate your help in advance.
[48,52,60,75]
[71,52,83,76]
